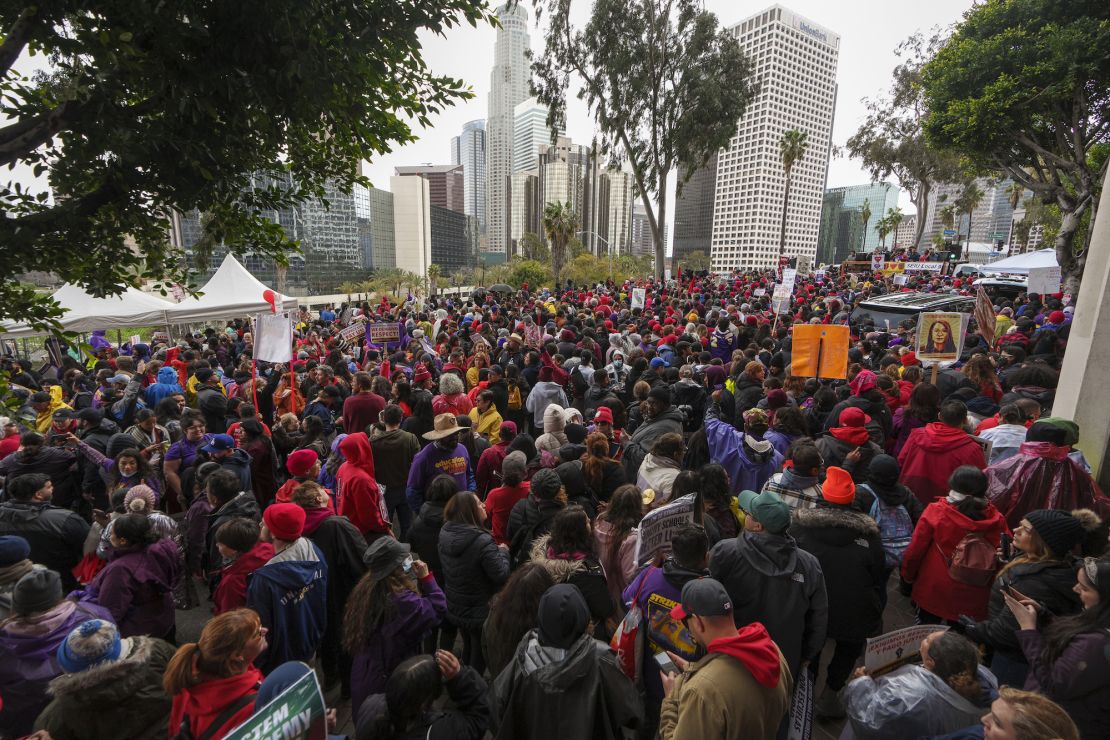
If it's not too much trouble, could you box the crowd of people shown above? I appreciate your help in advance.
[0,263,1106,740]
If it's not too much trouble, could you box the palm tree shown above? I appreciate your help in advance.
[885,207,904,249]
[542,201,579,290]
[955,182,984,253]
[940,204,957,231]
[426,263,441,298]
[876,215,892,249]
[860,198,872,252]
[778,129,809,259]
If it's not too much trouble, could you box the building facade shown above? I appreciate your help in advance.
[921,177,1023,250]
[391,175,432,276]
[429,206,477,275]
[672,155,718,264]
[893,214,916,251]
[508,168,541,254]
[451,119,487,231]
[536,136,597,254]
[602,169,635,256]
[816,181,899,265]
[394,164,464,214]
[513,97,562,173]
[485,2,531,258]
[632,202,666,258]
[708,5,839,272]
[367,186,396,271]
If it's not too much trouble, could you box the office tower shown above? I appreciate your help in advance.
[816,181,899,264]
[509,169,541,254]
[921,177,1022,249]
[368,186,396,271]
[672,155,718,264]
[514,97,563,172]
[602,169,635,256]
[631,204,660,258]
[708,5,839,271]
[536,135,597,251]
[893,214,916,250]
[391,175,432,276]
[451,119,487,231]
[485,2,531,259]
[394,164,465,214]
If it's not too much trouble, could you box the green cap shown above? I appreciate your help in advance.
[737,489,791,535]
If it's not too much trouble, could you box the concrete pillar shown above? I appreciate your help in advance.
[1053,166,1110,489]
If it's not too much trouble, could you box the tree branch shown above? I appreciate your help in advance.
[0,6,40,78]
[1011,131,1081,174]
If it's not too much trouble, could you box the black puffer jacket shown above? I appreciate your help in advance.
[967,558,1082,661]
[791,505,886,640]
[0,501,89,590]
[408,502,447,581]
[529,534,614,624]
[823,396,890,446]
[204,492,261,574]
[506,496,563,565]
[731,376,764,423]
[438,522,510,626]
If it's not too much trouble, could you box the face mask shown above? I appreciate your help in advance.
[613,360,623,369]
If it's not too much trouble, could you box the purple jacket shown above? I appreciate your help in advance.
[705,408,783,493]
[86,537,181,638]
[0,599,112,737]
[1018,628,1110,740]
[349,573,446,712]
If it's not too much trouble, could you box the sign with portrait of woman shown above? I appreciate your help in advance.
[915,311,967,363]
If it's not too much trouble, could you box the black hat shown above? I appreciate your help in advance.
[670,577,733,620]
[530,468,563,501]
[0,535,30,566]
[537,584,590,649]
[52,408,76,420]
[564,422,587,445]
[1025,509,1085,557]
[363,537,411,582]
[648,386,672,407]
[867,454,901,488]
[12,569,63,616]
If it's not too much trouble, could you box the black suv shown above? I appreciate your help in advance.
[850,292,976,332]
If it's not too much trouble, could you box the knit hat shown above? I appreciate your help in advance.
[57,620,129,673]
[900,351,918,367]
[530,468,563,501]
[593,406,614,425]
[1025,509,1085,557]
[822,467,856,505]
[412,365,432,385]
[564,423,587,445]
[123,485,157,514]
[766,389,789,410]
[263,503,306,541]
[537,583,590,650]
[499,420,518,440]
[0,535,30,566]
[866,454,901,488]
[12,568,63,616]
[286,448,319,478]
[1048,310,1066,324]
[648,386,672,407]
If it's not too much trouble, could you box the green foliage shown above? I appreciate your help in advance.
[778,128,809,256]
[531,0,757,280]
[0,0,494,330]
[508,259,550,290]
[885,207,905,246]
[680,250,710,272]
[921,0,1110,292]
[520,232,550,262]
[542,201,579,288]
[847,31,963,249]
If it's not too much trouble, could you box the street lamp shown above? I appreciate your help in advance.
[578,229,613,281]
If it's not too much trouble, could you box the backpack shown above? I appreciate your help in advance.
[507,383,522,411]
[938,532,999,587]
[868,493,913,569]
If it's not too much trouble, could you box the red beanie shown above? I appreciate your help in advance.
[901,351,918,367]
[286,448,319,478]
[822,467,856,505]
[264,503,306,541]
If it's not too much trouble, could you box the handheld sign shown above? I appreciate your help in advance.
[791,325,849,380]
[916,312,967,363]
[226,668,326,740]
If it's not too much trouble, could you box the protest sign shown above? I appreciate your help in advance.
[772,283,792,313]
[787,668,814,740]
[253,313,293,364]
[781,268,797,292]
[1027,265,1062,296]
[864,625,949,674]
[368,322,401,344]
[871,253,884,271]
[893,274,908,286]
[753,288,766,297]
[634,494,696,566]
[338,319,366,345]
[631,288,646,310]
[791,325,849,379]
[129,334,141,346]
[226,668,326,740]
[904,262,944,272]
[915,312,967,363]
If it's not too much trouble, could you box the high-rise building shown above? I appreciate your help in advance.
[509,168,541,254]
[485,2,531,259]
[816,181,899,264]
[367,186,396,271]
[391,175,432,276]
[631,203,665,258]
[513,97,562,173]
[394,164,465,214]
[672,155,718,265]
[429,206,477,274]
[893,214,916,250]
[451,119,487,231]
[536,135,597,253]
[707,5,839,272]
[602,170,635,256]
[921,177,1022,249]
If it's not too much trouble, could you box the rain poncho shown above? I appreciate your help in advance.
[986,441,1110,529]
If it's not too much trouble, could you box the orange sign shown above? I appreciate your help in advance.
[792,325,850,379]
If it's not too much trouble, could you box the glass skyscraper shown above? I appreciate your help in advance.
[816,181,900,265]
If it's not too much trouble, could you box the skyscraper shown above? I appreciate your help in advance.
[672,155,718,265]
[485,2,531,261]
[513,97,561,173]
[816,181,899,264]
[708,5,840,271]
[602,170,635,256]
[451,119,487,231]
[394,164,465,214]
[921,177,1022,249]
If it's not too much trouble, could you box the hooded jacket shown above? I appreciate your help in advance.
[709,530,827,677]
[898,423,986,505]
[1018,626,1110,740]
[636,453,681,502]
[336,432,389,535]
[35,636,176,740]
[900,499,1008,622]
[506,496,563,564]
[356,664,491,740]
[0,501,89,590]
[246,538,328,674]
[438,521,510,626]
[535,404,568,453]
[986,441,1110,528]
[145,366,184,408]
[0,600,112,738]
[303,508,367,684]
[217,447,254,495]
[529,534,614,623]
[622,407,685,482]
[86,537,181,638]
[815,434,883,484]
[704,405,783,494]
[167,667,261,740]
[369,427,420,493]
[196,383,229,434]
[791,506,886,640]
[492,631,642,740]
[213,540,275,614]
[205,492,261,577]
[658,624,792,740]
[408,501,447,581]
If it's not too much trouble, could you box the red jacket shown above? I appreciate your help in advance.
[168,668,262,740]
[898,423,986,505]
[336,432,389,535]
[213,540,275,614]
[485,482,531,545]
[901,499,1008,621]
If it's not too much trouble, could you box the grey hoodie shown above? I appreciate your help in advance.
[526,381,568,428]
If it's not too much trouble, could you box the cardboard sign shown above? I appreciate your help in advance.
[781,268,797,292]
[338,319,367,345]
[791,325,850,379]
[631,288,646,310]
[871,254,884,271]
[368,322,401,344]
[129,334,141,346]
[226,668,326,740]
[892,274,908,286]
[787,668,814,740]
[1027,265,1062,296]
[634,494,696,566]
[916,312,967,363]
[865,625,949,674]
[253,313,293,364]
[753,288,766,297]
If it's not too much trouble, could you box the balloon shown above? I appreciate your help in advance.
[262,289,277,313]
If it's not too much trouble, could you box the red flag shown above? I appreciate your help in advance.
[974,286,996,347]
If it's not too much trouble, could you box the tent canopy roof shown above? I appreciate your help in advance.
[979,248,1058,275]
[0,284,175,338]
[164,254,297,323]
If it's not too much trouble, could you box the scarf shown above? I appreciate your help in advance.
[0,559,33,586]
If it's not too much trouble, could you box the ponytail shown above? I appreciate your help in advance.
[163,609,260,695]
[163,643,201,694]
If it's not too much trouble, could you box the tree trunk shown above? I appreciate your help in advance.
[1058,206,1086,297]
[778,173,792,259]
[654,173,668,281]
[861,217,869,251]
[966,210,973,254]
[913,181,931,249]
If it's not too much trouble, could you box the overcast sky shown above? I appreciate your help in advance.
[363,0,976,226]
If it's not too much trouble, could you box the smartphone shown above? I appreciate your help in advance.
[654,652,679,675]
[401,555,414,574]
[1000,533,1012,561]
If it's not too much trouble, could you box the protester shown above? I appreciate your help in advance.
[593,484,643,610]
[899,400,987,505]
[761,440,824,509]
[369,404,421,536]
[482,562,556,678]
[530,505,615,629]
[0,473,90,590]
[212,517,274,614]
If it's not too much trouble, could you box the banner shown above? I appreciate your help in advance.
[1027,265,1062,295]
[226,668,326,740]
[915,312,967,363]
[787,668,814,740]
[904,262,944,272]
[871,254,884,271]
[864,625,949,674]
[253,312,293,364]
[631,288,646,310]
[368,322,401,344]
[634,494,696,566]
[791,325,849,379]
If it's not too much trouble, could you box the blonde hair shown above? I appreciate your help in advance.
[998,521,1055,578]
[997,687,1079,740]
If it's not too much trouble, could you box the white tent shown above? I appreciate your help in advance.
[0,283,175,338]
[979,248,1058,275]
[164,254,298,323]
